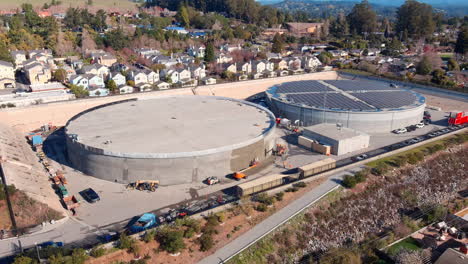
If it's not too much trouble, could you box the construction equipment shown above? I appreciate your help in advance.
[63,195,80,210]
[273,143,287,156]
[127,180,159,192]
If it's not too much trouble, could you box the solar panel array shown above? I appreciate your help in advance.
[351,91,417,109]
[325,80,394,91]
[286,93,374,110]
[276,81,333,94]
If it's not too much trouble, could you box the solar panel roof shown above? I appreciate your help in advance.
[276,81,333,94]
[286,93,374,110]
[269,80,423,111]
[351,91,417,109]
[325,80,395,91]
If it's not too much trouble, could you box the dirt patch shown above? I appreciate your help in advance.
[86,177,326,264]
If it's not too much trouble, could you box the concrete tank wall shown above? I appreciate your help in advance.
[66,135,275,185]
[268,98,425,133]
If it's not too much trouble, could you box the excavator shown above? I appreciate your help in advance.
[126,180,159,192]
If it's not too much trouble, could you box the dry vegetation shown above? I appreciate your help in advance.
[232,135,468,264]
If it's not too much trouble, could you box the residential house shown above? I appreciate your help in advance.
[222,63,237,73]
[136,83,152,92]
[221,44,242,53]
[118,85,134,94]
[187,45,206,58]
[70,59,84,70]
[216,53,233,64]
[154,81,170,90]
[80,64,109,77]
[177,68,191,83]
[163,69,179,83]
[270,58,288,70]
[189,65,206,80]
[135,48,160,58]
[301,56,322,71]
[264,60,275,72]
[10,51,27,68]
[29,49,52,58]
[286,23,323,36]
[266,53,282,60]
[108,72,126,87]
[146,70,159,84]
[264,70,277,78]
[202,77,216,85]
[24,63,51,84]
[128,70,148,85]
[252,61,266,73]
[0,61,16,89]
[165,26,188,34]
[88,87,109,97]
[96,53,117,67]
[252,72,263,79]
[237,62,252,74]
[70,75,89,89]
[87,75,105,89]
[59,65,77,81]
[329,50,348,58]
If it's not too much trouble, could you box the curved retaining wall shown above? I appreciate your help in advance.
[267,96,425,133]
[65,97,277,185]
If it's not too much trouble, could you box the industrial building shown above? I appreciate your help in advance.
[65,96,276,185]
[266,79,426,133]
[300,123,370,155]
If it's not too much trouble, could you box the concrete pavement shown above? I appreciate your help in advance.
[198,168,359,264]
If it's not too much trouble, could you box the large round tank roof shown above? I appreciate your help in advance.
[65,96,275,158]
[267,80,425,111]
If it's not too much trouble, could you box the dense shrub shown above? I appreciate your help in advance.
[118,233,136,250]
[198,233,214,251]
[255,203,268,212]
[373,162,389,175]
[293,182,307,188]
[354,171,367,183]
[255,193,275,205]
[285,187,299,192]
[0,184,17,200]
[275,192,284,201]
[157,229,185,254]
[90,245,107,258]
[342,175,357,188]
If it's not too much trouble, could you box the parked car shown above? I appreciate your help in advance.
[80,188,100,203]
[393,128,407,134]
[38,241,64,248]
[352,154,369,161]
[205,176,219,185]
[415,122,425,128]
[406,126,417,132]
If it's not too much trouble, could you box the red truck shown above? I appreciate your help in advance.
[448,111,468,126]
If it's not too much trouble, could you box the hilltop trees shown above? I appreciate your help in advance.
[204,41,215,63]
[396,0,436,39]
[271,33,284,54]
[330,13,349,39]
[455,26,468,57]
[347,0,377,36]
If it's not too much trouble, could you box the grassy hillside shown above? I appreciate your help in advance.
[0,0,139,12]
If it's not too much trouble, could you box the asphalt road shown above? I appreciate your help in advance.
[197,168,361,264]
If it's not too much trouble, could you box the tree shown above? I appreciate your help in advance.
[204,42,215,63]
[342,175,357,188]
[198,233,214,251]
[69,85,89,98]
[177,5,190,27]
[106,79,117,92]
[157,229,186,254]
[416,56,433,75]
[447,58,460,71]
[318,52,332,65]
[455,27,468,57]
[53,68,67,82]
[271,33,284,53]
[12,256,37,264]
[347,0,377,36]
[396,0,435,39]
[330,13,349,38]
[151,64,166,72]
[104,29,129,50]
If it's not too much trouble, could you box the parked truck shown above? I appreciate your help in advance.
[129,213,157,233]
[448,111,468,126]
[298,158,336,178]
[236,174,286,197]
[63,195,80,210]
